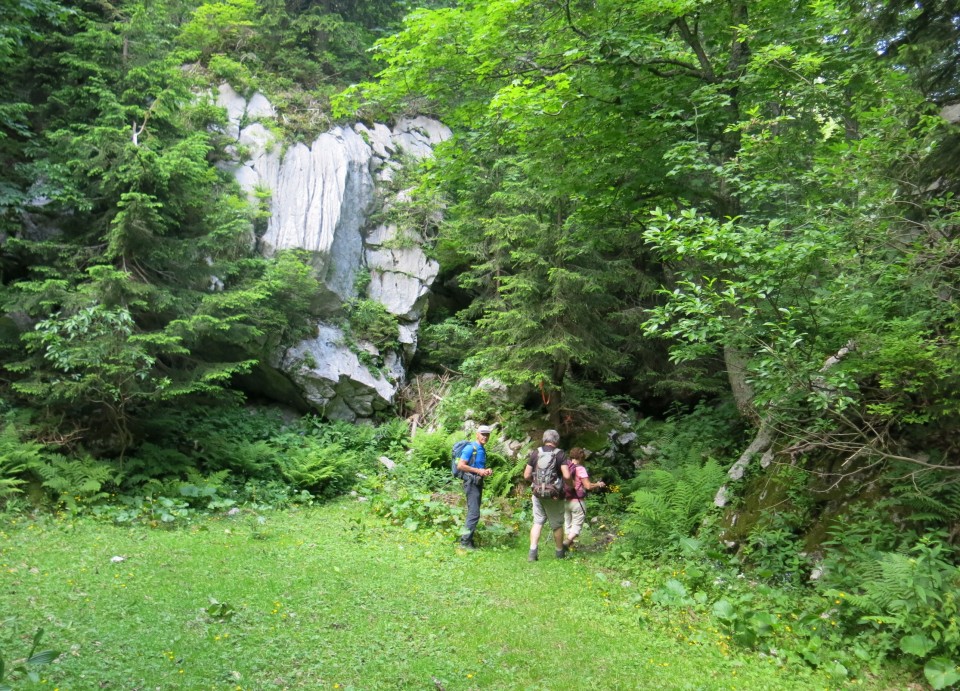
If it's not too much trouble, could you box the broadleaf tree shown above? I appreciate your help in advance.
[343,0,960,472]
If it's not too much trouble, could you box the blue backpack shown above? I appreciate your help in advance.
[451,440,477,479]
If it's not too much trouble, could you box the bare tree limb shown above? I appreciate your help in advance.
[674,16,716,82]
[716,339,863,506]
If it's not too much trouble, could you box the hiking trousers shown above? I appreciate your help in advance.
[462,477,483,543]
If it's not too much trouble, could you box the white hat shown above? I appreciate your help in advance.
[477,425,493,435]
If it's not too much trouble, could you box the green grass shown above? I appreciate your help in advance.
[1,501,898,690]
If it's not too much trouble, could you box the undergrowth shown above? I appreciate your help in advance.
[0,399,955,688]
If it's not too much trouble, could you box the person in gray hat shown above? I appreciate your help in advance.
[456,424,493,550]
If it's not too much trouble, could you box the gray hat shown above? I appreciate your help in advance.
[477,425,493,435]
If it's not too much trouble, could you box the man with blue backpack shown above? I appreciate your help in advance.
[454,424,493,550]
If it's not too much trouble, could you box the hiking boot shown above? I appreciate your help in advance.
[555,546,567,559]
[459,537,476,550]
[527,548,538,562]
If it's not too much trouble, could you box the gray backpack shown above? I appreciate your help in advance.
[531,447,564,499]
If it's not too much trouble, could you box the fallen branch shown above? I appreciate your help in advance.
[715,340,858,507]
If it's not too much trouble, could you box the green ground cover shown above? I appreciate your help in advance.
[1,501,899,690]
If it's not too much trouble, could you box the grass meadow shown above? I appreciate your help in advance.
[1,500,899,690]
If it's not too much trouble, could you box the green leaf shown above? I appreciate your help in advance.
[824,661,848,681]
[26,650,59,666]
[664,579,687,598]
[749,611,777,636]
[924,658,960,690]
[901,634,936,657]
[712,599,735,622]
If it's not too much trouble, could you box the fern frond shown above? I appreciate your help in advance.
[28,454,122,507]
[622,458,724,555]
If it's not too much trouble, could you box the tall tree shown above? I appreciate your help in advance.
[0,0,319,455]
[346,0,960,475]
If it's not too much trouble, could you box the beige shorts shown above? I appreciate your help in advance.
[532,495,565,530]
[564,499,586,538]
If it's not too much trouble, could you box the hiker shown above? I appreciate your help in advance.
[457,424,493,550]
[563,447,605,551]
[524,429,572,561]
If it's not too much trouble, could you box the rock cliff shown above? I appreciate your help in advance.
[217,85,449,420]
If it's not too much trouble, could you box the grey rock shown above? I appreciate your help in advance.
[217,85,449,419]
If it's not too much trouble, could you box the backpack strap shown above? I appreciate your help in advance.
[464,441,478,467]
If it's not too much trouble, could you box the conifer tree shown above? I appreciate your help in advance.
[0,1,320,455]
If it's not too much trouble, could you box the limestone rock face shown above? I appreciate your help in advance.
[216,85,450,420]
[277,325,404,421]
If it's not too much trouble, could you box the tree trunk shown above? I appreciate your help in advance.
[546,359,568,430]
[724,343,759,422]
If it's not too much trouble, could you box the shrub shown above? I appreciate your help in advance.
[822,533,960,679]
[0,423,34,499]
[615,458,726,557]
[408,429,454,470]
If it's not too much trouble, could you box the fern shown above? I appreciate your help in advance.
[0,423,41,498]
[408,429,453,470]
[845,553,919,613]
[28,453,122,509]
[837,536,960,662]
[122,443,195,487]
[485,454,528,498]
[889,468,960,526]
[620,458,725,555]
[278,440,361,498]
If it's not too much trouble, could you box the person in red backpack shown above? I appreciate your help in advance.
[563,447,605,551]
[523,429,572,561]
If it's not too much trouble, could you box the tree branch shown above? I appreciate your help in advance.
[560,0,590,40]
[716,339,862,506]
[674,16,716,82]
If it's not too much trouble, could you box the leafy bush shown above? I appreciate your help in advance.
[615,458,726,557]
[276,438,363,498]
[822,534,960,684]
[640,400,745,471]
[742,516,812,587]
[430,377,514,434]
[363,454,524,545]
[415,317,475,372]
[300,417,397,457]
[138,403,290,477]
[366,463,459,531]
[817,500,915,593]
[344,298,399,352]
[408,429,454,470]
